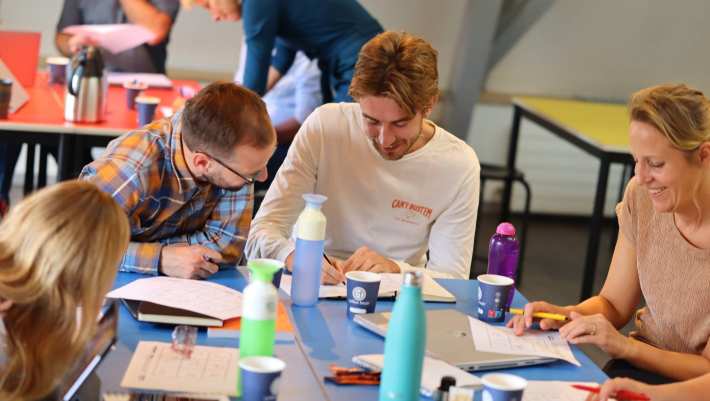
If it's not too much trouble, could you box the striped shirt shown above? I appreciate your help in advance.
[80,112,252,274]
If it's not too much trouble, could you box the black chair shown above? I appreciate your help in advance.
[470,162,531,283]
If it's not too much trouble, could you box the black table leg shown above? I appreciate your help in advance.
[501,106,522,222]
[57,134,77,181]
[23,143,35,195]
[580,158,611,301]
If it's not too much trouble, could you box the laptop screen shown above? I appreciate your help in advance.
[59,300,118,401]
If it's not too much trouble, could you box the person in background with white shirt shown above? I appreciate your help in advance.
[245,31,480,283]
[234,41,322,194]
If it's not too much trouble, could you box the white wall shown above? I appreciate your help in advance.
[486,0,710,98]
[467,0,710,215]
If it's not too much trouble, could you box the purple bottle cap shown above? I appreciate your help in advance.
[496,222,516,236]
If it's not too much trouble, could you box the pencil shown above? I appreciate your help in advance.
[571,384,650,401]
[508,308,568,322]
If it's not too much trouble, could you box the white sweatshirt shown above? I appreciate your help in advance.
[245,103,480,279]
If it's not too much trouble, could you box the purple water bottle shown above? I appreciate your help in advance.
[487,222,520,308]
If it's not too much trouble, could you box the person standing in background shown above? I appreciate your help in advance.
[193,0,383,103]
[234,40,322,197]
[55,0,180,73]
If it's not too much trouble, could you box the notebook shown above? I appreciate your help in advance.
[354,309,556,372]
[208,301,294,339]
[279,272,456,303]
[121,299,223,327]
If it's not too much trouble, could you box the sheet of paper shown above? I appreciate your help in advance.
[468,317,580,366]
[0,59,29,113]
[107,72,173,88]
[121,341,238,396]
[420,272,455,301]
[107,277,242,320]
[63,24,156,54]
[354,354,481,397]
[279,273,401,299]
[523,381,599,401]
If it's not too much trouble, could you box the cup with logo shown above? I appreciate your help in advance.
[345,271,381,319]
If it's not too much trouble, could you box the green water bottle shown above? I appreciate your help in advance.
[379,271,426,401]
[239,259,281,391]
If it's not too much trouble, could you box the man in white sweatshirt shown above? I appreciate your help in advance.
[245,31,480,282]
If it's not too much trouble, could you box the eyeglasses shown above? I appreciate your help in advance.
[197,150,259,185]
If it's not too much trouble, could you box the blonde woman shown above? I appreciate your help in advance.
[0,181,129,401]
[509,84,710,383]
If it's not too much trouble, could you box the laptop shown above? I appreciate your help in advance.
[353,309,556,372]
[57,299,119,401]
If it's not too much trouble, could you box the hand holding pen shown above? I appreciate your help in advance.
[322,253,345,284]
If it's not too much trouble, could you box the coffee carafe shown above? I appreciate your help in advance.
[65,46,106,122]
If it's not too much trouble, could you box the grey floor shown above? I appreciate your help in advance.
[472,204,624,369]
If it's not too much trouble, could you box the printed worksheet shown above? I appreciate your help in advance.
[121,341,238,396]
[107,277,243,320]
[522,381,598,401]
[468,317,581,366]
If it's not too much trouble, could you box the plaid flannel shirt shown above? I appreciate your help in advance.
[80,112,253,274]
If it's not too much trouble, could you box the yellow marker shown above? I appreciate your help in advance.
[509,308,568,322]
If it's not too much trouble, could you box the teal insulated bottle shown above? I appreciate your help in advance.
[379,271,426,401]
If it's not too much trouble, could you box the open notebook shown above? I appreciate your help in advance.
[279,272,455,302]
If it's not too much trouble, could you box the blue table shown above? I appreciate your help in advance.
[298,278,609,400]
[96,269,329,401]
[99,270,608,401]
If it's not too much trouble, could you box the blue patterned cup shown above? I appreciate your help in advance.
[477,274,514,322]
[240,356,285,401]
[481,373,527,401]
[47,56,69,84]
[345,271,381,319]
[135,95,160,126]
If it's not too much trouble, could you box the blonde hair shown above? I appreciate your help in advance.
[629,83,710,151]
[349,31,439,117]
[0,181,129,401]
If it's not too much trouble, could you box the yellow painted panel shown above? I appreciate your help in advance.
[516,96,630,150]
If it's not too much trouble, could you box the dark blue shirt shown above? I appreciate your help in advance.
[242,0,382,99]
[56,0,179,73]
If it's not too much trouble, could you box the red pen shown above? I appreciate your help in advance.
[572,384,650,401]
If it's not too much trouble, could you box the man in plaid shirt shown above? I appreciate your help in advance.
[81,82,276,278]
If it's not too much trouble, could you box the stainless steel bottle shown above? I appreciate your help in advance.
[64,46,106,122]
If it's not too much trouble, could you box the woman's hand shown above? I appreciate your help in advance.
[560,312,635,359]
[506,301,572,335]
[585,377,655,401]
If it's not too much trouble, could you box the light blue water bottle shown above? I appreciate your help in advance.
[291,194,327,306]
[379,271,426,401]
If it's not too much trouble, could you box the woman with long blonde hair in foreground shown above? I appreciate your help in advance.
[0,181,129,401]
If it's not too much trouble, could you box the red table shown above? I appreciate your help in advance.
[0,72,200,188]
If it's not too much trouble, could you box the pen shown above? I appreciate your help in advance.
[509,308,568,322]
[571,384,650,401]
[323,253,335,267]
